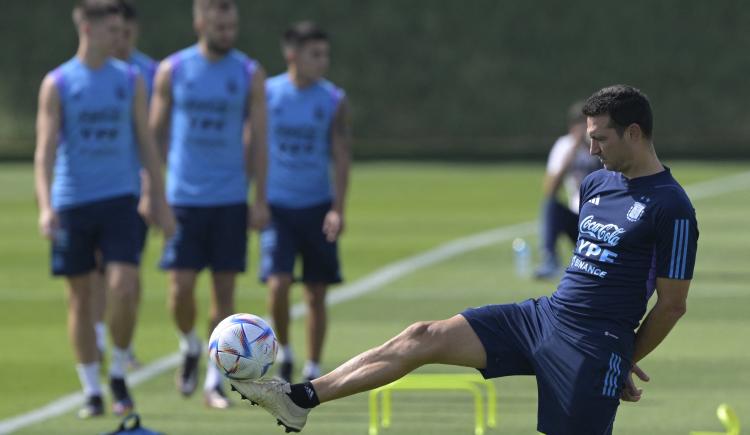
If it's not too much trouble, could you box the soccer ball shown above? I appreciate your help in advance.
[208,313,278,381]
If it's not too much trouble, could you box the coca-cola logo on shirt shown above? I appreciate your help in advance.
[579,215,626,246]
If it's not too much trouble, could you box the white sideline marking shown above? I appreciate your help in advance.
[1,170,748,434]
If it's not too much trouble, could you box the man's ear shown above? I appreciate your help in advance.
[626,123,643,142]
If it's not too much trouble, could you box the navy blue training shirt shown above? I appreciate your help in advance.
[550,167,698,335]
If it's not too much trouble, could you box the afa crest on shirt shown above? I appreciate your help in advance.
[626,201,646,222]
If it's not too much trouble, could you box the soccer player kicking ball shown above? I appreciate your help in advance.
[261,21,351,384]
[230,85,699,435]
[35,0,174,419]
[150,0,269,409]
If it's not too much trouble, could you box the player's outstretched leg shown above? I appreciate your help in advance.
[230,314,486,432]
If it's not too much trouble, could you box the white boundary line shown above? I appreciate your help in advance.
[1,170,749,434]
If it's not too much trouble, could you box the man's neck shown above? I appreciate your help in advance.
[76,42,108,70]
[198,40,227,62]
[621,145,664,179]
[288,68,315,89]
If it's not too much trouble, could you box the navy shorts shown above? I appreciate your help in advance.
[461,297,633,435]
[52,195,142,276]
[259,202,342,284]
[96,212,148,273]
[160,203,247,272]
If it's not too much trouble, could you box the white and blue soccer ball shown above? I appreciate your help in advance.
[208,313,278,381]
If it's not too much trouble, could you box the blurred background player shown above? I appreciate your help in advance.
[150,0,270,409]
[112,0,157,97]
[534,101,601,279]
[91,0,158,371]
[261,21,351,383]
[34,0,173,418]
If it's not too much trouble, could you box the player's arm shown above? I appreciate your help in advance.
[323,95,352,242]
[632,278,690,363]
[149,60,173,162]
[246,65,269,230]
[623,203,698,402]
[543,139,578,197]
[34,75,61,239]
[621,278,689,402]
[133,73,175,238]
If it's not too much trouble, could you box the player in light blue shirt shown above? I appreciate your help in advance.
[230,86,697,435]
[150,0,269,408]
[113,0,157,99]
[260,21,351,383]
[87,0,159,374]
[34,0,174,419]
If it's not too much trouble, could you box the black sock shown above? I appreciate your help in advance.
[287,381,320,409]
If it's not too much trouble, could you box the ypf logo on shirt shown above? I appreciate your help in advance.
[626,201,646,222]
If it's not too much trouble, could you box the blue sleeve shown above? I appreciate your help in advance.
[654,195,699,280]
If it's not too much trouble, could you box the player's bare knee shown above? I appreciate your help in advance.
[211,298,234,321]
[391,321,436,354]
[305,288,326,308]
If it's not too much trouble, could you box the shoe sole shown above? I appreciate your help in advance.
[230,384,301,433]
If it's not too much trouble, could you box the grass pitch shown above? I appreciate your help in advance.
[0,161,748,434]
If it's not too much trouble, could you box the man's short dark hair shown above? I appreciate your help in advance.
[75,0,122,21]
[118,0,137,21]
[193,0,235,18]
[582,85,653,138]
[282,21,328,49]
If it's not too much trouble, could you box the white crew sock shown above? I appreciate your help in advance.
[76,362,102,397]
[109,346,129,379]
[277,344,293,363]
[94,322,107,354]
[179,330,202,356]
[204,360,222,391]
[302,360,321,380]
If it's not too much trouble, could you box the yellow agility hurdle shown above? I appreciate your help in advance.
[690,404,740,435]
[368,373,497,435]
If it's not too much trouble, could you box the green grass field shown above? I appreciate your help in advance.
[1,161,748,434]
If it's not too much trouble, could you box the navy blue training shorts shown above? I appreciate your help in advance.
[259,202,342,284]
[159,203,248,272]
[52,195,141,276]
[461,297,632,435]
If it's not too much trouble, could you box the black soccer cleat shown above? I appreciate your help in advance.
[77,395,104,419]
[277,360,293,383]
[175,352,200,397]
[109,377,134,416]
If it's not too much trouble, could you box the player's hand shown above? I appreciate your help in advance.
[38,208,59,240]
[137,170,154,225]
[156,201,176,239]
[323,209,344,242]
[621,363,650,402]
[249,200,270,230]
[137,194,154,226]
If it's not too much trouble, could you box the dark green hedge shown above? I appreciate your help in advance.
[1,0,747,159]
